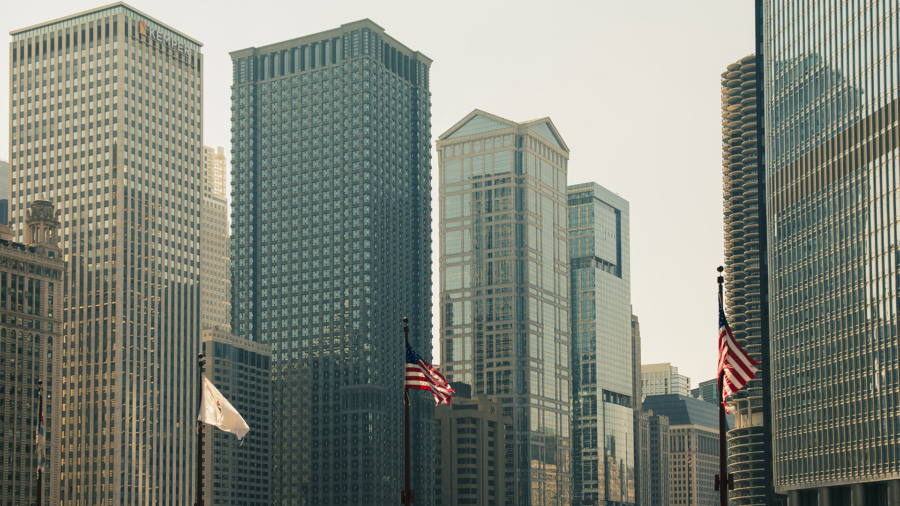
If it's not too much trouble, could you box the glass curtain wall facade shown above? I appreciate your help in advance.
[764,0,900,502]
[229,19,434,506]
[568,183,634,505]
[10,5,204,505]
[437,110,572,506]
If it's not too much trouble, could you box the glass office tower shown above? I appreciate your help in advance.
[568,183,633,505]
[764,1,899,503]
[437,110,572,506]
[10,5,203,505]
[229,19,434,506]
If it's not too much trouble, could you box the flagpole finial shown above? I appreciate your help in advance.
[37,379,42,386]
[717,266,724,273]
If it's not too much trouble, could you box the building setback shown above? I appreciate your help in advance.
[201,146,231,330]
[201,328,271,506]
[229,19,434,506]
[437,110,572,506]
[764,1,899,504]
[10,4,204,505]
[568,183,634,505]
[0,200,63,506]
[643,394,730,506]
[434,382,510,506]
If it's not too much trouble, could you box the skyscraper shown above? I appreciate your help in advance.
[721,53,780,506]
[437,110,572,506]
[764,0,899,503]
[201,328,271,506]
[631,313,644,506]
[10,5,204,504]
[0,199,63,506]
[229,20,434,506]
[691,378,718,405]
[568,182,633,505]
[641,363,691,398]
[201,146,230,330]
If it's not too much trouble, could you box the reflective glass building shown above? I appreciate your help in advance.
[437,110,572,506]
[568,183,634,505]
[229,19,434,506]
[764,0,900,503]
[10,5,204,505]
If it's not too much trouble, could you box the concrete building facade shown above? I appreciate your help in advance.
[0,200,63,506]
[641,363,690,399]
[201,146,230,330]
[229,20,435,506]
[9,4,204,504]
[438,110,572,506]
[434,382,510,506]
[567,183,633,505]
[201,328,271,506]
[643,395,729,506]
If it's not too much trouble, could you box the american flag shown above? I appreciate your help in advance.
[35,384,45,474]
[718,297,760,414]
[405,342,454,405]
[687,440,692,467]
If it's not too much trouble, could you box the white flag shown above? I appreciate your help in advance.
[197,373,250,440]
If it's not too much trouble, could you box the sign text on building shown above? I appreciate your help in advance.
[138,21,190,55]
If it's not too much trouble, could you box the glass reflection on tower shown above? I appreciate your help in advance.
[437,110,572,506]
[568,183,634,505]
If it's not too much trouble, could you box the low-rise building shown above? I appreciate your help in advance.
[643,394,732,506]
[435,382,510,506]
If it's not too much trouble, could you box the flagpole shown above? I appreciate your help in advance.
[717,266,728,506]
[402,317,413,505]
[36,379,43,506]
[196,353,205,506]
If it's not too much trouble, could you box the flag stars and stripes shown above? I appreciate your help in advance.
[717,298,760,413]
[405,342,454,405]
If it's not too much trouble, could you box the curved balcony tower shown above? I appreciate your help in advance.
[721,54,767,506]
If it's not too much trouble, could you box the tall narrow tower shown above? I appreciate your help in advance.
[721,54,770,505]
[10,5,204,504]
[437,110,572,506]
[568,183,633,505]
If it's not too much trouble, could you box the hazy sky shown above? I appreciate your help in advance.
[0,0,755,386]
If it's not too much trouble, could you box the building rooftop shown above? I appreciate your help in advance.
[11,2,203,48]
[642,394,733,430]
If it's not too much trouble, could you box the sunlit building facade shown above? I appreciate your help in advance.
[437,110,572,506]
[9,4,204,504]
[764,0,900,504]
[201,146,230,330]
[568,183,633,505]
[230,19,434,506]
